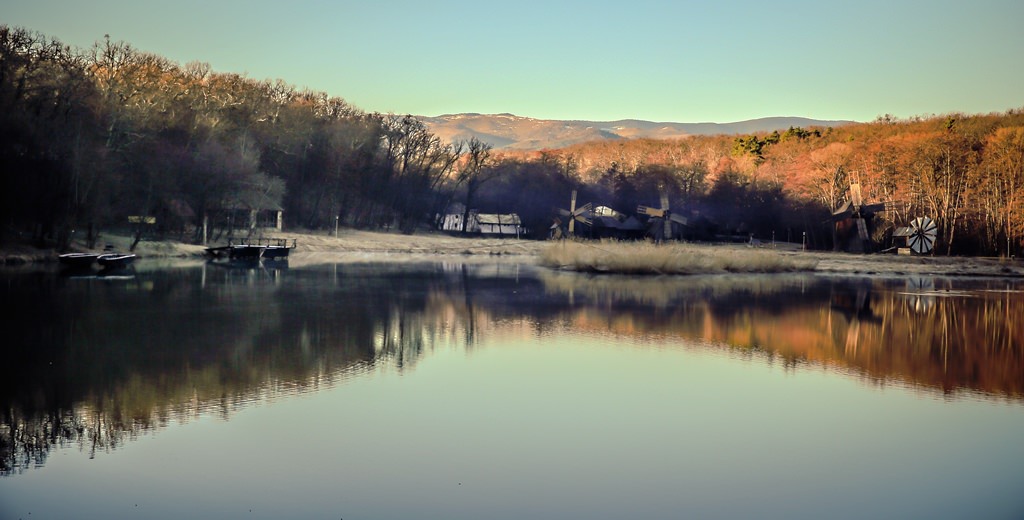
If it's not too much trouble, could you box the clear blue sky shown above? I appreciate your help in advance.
[4,0,1022,123]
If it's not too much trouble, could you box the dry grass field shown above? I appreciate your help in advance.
[3,229,1023,277]
[539,240,818,274]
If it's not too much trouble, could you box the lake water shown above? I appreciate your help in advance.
[1,258,1023,520]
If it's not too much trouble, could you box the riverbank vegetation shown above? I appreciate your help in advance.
[539,240,818,274]
[2,25,1023,256]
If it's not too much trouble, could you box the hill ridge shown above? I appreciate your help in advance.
[418,113,855,150]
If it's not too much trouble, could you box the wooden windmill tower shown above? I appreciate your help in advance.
[552,190,592,238]
[637,191,687,242]
[831,183,888,252]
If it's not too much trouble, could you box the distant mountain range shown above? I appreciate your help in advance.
[417,113,856,150]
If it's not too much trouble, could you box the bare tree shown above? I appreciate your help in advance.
[454,137,494,233]
[378,115,462,233]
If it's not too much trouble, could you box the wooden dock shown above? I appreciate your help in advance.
[205,238,296,261]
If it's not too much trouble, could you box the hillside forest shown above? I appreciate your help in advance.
[2,26,1023,256]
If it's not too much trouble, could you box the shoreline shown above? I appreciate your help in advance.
[3,229,1023,278]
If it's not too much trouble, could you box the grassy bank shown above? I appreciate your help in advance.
[4,229,1022,277]
[539,240,819,275]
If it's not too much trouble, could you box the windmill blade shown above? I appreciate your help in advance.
[920,217,937,251]
[850,183,863,208]
[921,232,935,252]
[669,213,688,225]
[576,208,593,221]
[557,208,572,217]
[660,192,670,211]
[568,217,575,235]
[832,200,853,221]
[578,208,593,226]
[920,216,938,237]
[862,202,887,214]
[574,202,593,217]
[637,205,666,218]
[856,218,869,241]
[909,232,927,254]
[570,190,578,214]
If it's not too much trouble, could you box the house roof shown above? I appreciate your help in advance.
[592,215,645,230]
[892,226,914,237]
[477,214,521,225]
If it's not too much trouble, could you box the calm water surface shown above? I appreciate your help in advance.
[1,258,1023,519]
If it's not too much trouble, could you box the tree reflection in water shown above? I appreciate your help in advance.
[1,262,1022,475]
[535,270,1024,397]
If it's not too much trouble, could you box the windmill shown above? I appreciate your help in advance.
[553,190,592,238]
[904,276,936,313]
[906,216,938,254]
[637,191,687,242]
[831,182,888,252]
[830,280,881,354]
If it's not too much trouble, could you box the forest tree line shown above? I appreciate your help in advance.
[0,26,467,249]
[737,113,1024,257]
[2,26,1023,255]
[486,111,1024,255]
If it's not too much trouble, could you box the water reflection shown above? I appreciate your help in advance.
[537,271,1024,397]
[1,261,1022,476]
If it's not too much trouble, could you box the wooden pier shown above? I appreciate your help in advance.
[205,238,296,261]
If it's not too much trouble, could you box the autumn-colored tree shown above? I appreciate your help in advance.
[806,143,853,212]
[904,130,979,254]
[980,127,1024,256]
[4,24,1024,254]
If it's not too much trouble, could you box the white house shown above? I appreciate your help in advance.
[439,209,523,238]
[476,213,522,238]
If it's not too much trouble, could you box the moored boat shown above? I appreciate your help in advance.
[205,238,296,261]
[229,244,265,260]
[97,253,137,269]
[58,252,101,269]
[262,245,291,259]
[262,238,296,259]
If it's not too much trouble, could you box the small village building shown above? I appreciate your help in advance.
[589,206,646,239]
[162,199,196,234]
[591,214,646,239]
[476,214,522,237]
[439,207,523,238]
[892,225,915,255]
[223,192,283,232]
[439,210,467,233]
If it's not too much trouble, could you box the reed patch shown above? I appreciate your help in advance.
[539,240,818,274]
